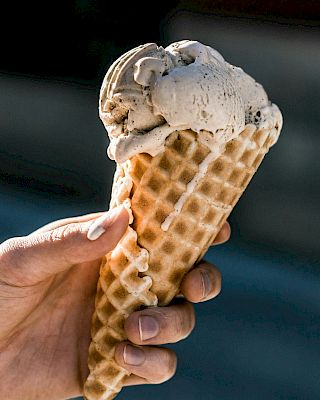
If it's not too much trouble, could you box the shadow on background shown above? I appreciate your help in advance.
[0,2,319,399]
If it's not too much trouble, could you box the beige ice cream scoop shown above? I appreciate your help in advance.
[83,40,282,400]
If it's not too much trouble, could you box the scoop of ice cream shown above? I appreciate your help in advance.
[100,40,282,163]
[150,46,244,140]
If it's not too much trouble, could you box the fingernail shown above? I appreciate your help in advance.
[200,271,212,299]
[87,206,124,241]
[138,315,160,341]
[123,344,145,366]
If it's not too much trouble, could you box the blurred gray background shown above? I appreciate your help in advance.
[0,1,319,399]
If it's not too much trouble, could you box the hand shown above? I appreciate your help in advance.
[0,207,230,400]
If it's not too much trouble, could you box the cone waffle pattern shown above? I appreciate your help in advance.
[84,124,278,400]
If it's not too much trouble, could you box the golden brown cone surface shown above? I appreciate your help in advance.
[83,124,278,400]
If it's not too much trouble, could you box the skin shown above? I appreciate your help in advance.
[0,208,230,400]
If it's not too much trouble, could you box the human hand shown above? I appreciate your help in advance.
[0,207,230,399]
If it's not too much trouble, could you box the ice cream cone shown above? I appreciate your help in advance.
[83,120,279,399]
[83,40,282,400]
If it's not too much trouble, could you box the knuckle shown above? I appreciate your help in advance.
[0,237,31,284]
[152,350,177,383]
[0,237,24,265]
[47,223,78,243]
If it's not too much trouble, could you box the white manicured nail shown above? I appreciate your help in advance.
[87,206,124,241]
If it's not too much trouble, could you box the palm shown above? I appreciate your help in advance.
[0,258,101,400]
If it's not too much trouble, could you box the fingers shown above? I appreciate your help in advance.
[211,222,231,246]
[115,342,177,384]
[180,261,221,303]
[0,206,129,284]
[114,268,219,386]
[124,301,195,346]
[33,212,104,234]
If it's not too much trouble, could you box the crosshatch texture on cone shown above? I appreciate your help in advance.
[84,125,276,400]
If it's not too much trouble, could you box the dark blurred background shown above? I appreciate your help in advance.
[1,1,319,399]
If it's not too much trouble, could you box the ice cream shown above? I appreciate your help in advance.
[100,40,282,164]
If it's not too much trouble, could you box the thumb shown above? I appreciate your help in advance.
[0,206,129,285]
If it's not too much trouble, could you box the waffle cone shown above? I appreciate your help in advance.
[83,124,278,399]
